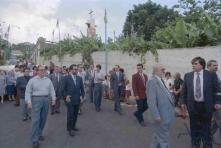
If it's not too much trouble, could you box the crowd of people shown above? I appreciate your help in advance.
[0,57,221,148]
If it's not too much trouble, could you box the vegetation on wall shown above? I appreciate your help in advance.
[41,0,221,65]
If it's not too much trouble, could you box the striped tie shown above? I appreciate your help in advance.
[195,72,201,99]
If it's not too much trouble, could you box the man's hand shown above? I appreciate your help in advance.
[27,102,32,109]
[215,104,221,110]
[155,117,162,123]
[80,96,84,103]
[52,100,56,106]
[66,96,71,103]
[181,104,187,111]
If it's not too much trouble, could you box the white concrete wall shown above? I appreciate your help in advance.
[39,45,221,79]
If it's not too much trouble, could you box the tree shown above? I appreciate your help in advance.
[12,42,35,59]
[41,34,103,65]
[123,0,179,41]
[174,0,221,23]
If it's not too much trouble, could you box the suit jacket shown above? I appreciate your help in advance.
[84,70,92,87]
[146,76,175,124]
[16,76,31,99]
[63,74,85,105]
[110,71,124,90]
[180,70,221,113]
[49,73,63,98]
[132,73,148,99]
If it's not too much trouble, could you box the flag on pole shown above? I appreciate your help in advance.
[104,9,108,24]
[56,19,59,28]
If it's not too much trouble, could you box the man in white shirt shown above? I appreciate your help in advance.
[180,57,221,148]
[207,60,221,143]
[93,64,105,112]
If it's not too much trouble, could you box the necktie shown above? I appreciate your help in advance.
[195,72,201,99]
[161,78,168,89]
[161,78,174,106]
[72,75,76,85]
[117,72,120,81]
[140,74,146,86]
[56,73,59,82]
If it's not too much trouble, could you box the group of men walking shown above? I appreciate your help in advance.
[13,56,221,148]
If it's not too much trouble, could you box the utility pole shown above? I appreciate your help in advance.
[104,9,108,75]
[56,19,62,66]
[113,30,116,42]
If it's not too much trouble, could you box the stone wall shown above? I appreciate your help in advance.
[39,45,221,79]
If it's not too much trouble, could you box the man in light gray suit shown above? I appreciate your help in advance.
[49,66,63,115]
[146,64,175,148]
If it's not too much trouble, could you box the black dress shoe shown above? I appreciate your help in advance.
[73,128,79,132]
[203,143,212,148]
[32,142,39,148]
[118,111,123,116]
[134,112,139,119]
[191,143,200,148]
[68,131,75,137]
[55,110,60,114]
[139,121,147,127]
[51,112,54,115]
[39,136,44,141]
[14,103,19,107]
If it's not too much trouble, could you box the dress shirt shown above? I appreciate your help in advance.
[71,74,77,85]
[155,75,166,88]
[139,73,146,86]
[94,71,105,84]
[193,70,204,102]
[164,78,174,92]
[25,76,56,103]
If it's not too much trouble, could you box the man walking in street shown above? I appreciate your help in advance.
[93,64,105,112]
[16,67,31,121]
[110,65,124,115]
[207,60,221,144]
[146,64,175,148]
[63,64,85,137]
[49,66,63,115]
[25,66,56,148]
[180,57,221,148]
[132,63,148,126]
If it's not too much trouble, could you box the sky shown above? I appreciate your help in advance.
[0,0,178,44]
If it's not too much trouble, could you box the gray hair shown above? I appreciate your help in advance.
[207,60,217,68]
[152,64,163,74]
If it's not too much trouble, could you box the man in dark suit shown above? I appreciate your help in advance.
[110,65,125,115]
[132,63,148,126]
[63,64,85,137]
[49,66,63,115]
[16,67,31,121]
[180,57,221,148]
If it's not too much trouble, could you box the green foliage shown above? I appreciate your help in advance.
[108,35,158,64]
[123,0,179,41]
[41,34,103,65]
[147,0,221,49]
[12,42,35,59]
[174,0,221,23]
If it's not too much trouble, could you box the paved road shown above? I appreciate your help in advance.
[0,99,220,148]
